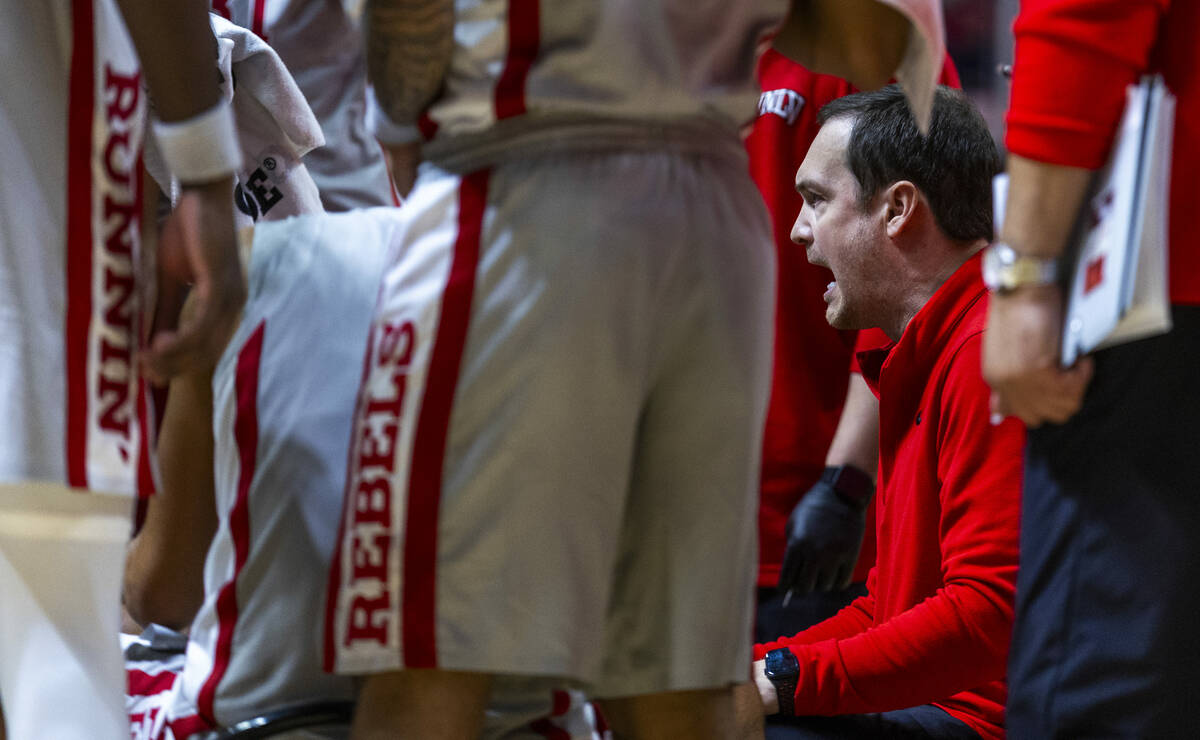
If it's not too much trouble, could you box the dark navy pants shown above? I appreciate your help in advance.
[766,704,979,739]
[1007,306,1200,737]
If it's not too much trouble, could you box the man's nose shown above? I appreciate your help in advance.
[790,212,812,249]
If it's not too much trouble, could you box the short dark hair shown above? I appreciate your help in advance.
[817,84,999,243]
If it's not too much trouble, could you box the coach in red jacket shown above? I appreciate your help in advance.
[740,85,1023,740]
[748,52,961,646]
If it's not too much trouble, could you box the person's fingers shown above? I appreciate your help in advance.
[142,332,192,385]
[142,282,240,383]
[1039,401,1079,425]
[777,548,800,593]
[1005,392,1048,428]
[796,559,819,597]
[1060,357,1094,398]
[142,322,216,383]
[1075,355,1095,384]
[834,563,854,591]
[1045,379,1089,422]
[993,357,1098,428]
[992,380,1038,427]
[142,189,240,383]
[815,562,839,593]
[1056,356,1095,420]
[1029,361,1095,424]
[151,274,189,337]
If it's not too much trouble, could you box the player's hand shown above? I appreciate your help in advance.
[777,475,869,596]
[983,284,1093,428]
[142,178,245,385]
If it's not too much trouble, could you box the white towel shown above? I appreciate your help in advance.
[146,14,325,229]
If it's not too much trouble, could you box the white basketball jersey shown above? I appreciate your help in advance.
[169,210,399,729]
[210,0,397,210]
[420,0,788,148]
[0,0,152,496]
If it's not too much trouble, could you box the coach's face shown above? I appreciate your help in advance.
[790,117,888,331]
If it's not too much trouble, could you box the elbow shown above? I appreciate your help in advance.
[123,545,202,631]
[123,578,200,632]
[949,586,1016,678]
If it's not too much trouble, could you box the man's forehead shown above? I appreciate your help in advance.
[795,117,853,187]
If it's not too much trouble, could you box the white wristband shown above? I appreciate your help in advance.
[376,122,423,146]
[366,85,423,145]
[152,99,242,184]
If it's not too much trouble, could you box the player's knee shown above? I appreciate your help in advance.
[352,669,493,740]
[598,686,737,740]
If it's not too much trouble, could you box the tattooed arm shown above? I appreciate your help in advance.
[366,0,455,126]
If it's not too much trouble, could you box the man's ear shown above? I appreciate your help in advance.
[883,180,920,239]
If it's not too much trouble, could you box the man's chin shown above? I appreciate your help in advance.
[825,305,850,330]
[827,308,871,333]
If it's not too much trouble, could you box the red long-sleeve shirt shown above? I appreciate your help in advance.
[1006,0,1199,303]
[755,254,1024,740]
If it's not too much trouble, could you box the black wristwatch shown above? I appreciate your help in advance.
[821,464,874,510]
[763,647,800,716]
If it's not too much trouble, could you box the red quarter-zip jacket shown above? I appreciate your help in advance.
[755,253,1024,740]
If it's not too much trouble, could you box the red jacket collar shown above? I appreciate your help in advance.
[857,250,987,396]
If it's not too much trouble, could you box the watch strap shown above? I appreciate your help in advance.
[820,465,874,509]
[764,647,800,716]
[982,242,1059,293]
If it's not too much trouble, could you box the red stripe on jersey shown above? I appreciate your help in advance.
[551,689,570,716]
[494,0,540,119]
[65,0,95,488]
[417,112,438,141]
[134,152,156,499]
[529,689,572,738]
[323,303,382,673]
[136,377,156,497]
[252,0,269,41]
[402,169,489,668]
[168,714,211,739]
[197,321,265,723]
[529,719,571,740]
[592,701,610,732]
[126,668,178,697]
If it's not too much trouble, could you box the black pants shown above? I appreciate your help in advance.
[1007,306,1200,737]
[766,704,979,739]
[755,583,867,645]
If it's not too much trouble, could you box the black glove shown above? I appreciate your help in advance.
[777,465,874,596]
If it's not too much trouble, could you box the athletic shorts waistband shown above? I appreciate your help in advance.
[423,114,749,173]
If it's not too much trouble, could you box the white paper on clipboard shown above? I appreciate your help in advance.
[991,75,1175,367]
